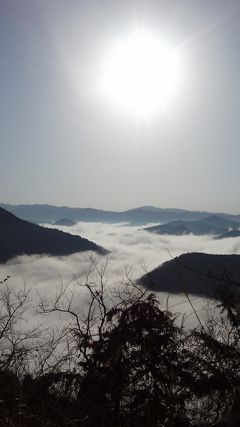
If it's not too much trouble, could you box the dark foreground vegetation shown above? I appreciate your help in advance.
[0,262,240,426]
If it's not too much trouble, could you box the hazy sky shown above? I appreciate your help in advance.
[1,0,240,212]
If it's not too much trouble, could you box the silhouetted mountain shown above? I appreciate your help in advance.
[139,252,240,298]
[0,207,107,263]
[54,218,76,226]
[1,203,239,226]
[144,215,240,236]
[216,229,240,239]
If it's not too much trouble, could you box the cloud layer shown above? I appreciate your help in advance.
[0,222,239,327]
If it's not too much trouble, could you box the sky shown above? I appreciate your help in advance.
[1,0,240,213]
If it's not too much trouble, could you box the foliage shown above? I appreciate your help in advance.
[0,262,240,426]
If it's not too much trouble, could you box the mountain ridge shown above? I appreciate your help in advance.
[0,207,107,263]
[144,215,240,237]
[1,203,239,226]
[139,252,240,298]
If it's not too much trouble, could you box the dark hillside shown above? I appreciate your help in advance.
[0,207,107,262]
[139,252,240,297]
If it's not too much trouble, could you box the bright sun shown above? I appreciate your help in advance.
[101,31,183,117]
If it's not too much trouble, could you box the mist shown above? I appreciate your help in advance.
[0,222,239,328]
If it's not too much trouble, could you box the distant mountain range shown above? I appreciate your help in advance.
[0,207,107,263]
[144,215,240,237]
[0,203,239,226]
[139,252,240,298]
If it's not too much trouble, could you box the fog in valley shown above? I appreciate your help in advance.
[1,222,240,328]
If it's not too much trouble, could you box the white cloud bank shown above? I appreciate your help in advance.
[0,222,239,327]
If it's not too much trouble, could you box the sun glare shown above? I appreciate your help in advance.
[100,31,183,117]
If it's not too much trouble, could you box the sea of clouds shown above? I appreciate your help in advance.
[0,222,240,328]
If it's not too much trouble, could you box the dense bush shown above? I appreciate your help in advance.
[0,265,240,426]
